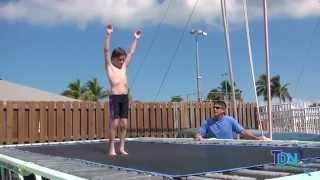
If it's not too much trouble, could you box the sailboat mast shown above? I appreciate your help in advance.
[242,0,264,136]
[220,0,238,119]
[262,0,273,139]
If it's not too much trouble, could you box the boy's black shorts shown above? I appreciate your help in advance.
[109,94,129,119]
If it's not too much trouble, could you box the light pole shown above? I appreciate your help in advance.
[190,29,207,102]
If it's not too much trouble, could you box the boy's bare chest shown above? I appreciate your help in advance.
[108,65,127,79]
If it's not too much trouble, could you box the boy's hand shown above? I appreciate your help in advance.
[134,30,142,39]
[106,24,113,35]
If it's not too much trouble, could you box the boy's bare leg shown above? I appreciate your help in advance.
[119,118,128,155]
[108,119,119,156]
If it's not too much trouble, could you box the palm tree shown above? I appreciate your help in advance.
[256,74,276,101]
[171,95,183,102]
[256,74,291,102]
[80,90,94,101]
[218,80,243,101]
[256,74,267,101]
[83,78,110,101]
[219,80,230,98]
[62,78,110,101]
[62,79,84,99]
[279,83,292,103]
[207,88,223,101]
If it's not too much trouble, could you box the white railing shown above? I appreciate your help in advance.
[0,154,87,180]
[259,103,320,134]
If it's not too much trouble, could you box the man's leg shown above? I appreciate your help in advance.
[119,118,128,155]
[108,119,119,156]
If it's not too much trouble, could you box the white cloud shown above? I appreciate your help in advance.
[268,0,320,19]
[0,0,319,29]
[0,0,162,28]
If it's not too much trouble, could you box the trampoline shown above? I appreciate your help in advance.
[16,138,320,178]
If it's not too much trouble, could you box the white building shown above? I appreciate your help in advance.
[0,80,78,102]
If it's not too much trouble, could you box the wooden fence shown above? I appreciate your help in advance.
[0,101,258,145]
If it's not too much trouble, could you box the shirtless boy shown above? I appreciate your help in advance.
[104,24,141,156]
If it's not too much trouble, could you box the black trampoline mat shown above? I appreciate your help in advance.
[17,141,320,177]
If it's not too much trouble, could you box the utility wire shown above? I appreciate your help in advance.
[293,18,320,96]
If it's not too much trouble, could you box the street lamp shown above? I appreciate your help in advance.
[190,29,207,102]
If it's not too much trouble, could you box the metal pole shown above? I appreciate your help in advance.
[195,36,201,102]
[191,29,207,102]
[262,0,272,139]
[220,0,238,118]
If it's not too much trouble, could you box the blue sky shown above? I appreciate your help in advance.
[1,0,319,102]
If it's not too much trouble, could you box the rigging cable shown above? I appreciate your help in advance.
[293,17,320,97]
[130,0,172,92]
[153,0,200,101]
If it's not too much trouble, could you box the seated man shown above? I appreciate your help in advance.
[195,100,269,141]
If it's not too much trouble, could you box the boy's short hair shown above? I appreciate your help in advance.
[215,100,227,109]
[111,47,127,59]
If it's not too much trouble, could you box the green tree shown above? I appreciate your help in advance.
[171,95,183,102]
[256,74,291,102]
[279,83,292,103]
[62,79,84,99]
[62,78,110,101]
[256,74,277,101]
[207,80,243,102]
[81,90,95,101]
[83,78,110,101]
[218,80,242,101]
[207,88,223,101]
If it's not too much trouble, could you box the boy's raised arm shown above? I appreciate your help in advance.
[125,30,141,66]
[104,24,113,67]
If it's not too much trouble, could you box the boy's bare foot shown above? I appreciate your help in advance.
[108,150,117,156]
[109,152,117,156]
[119,150,128,156]
[108,152,117,159]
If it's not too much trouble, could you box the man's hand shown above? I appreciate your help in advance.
[257,136,271,141]
[194,134,203,141]
[134,30,142,39]
[106,24,113,35]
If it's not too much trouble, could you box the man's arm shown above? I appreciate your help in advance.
[240,130,270,140]
[195,120,208,141]
[125,30,141,66]
[104,24,113,68]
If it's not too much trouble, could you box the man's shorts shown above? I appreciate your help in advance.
[109,94,129,119]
